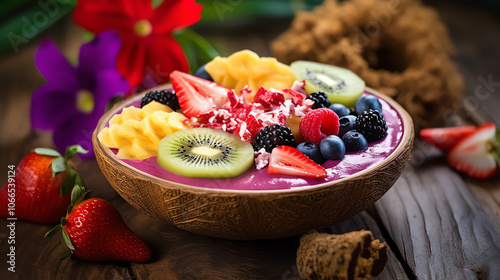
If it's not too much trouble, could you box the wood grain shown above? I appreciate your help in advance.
[329,211,409,280]
[375,157,500,280]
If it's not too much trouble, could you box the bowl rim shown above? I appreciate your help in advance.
[93,85,414,196]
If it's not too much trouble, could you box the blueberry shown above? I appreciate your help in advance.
[328,103,350,118]
[319,135,345,160]
[297,142,325,164]
[194,64,213,82]
[342,130,368,152]
[354,95,382,115]
[338,115,357,138]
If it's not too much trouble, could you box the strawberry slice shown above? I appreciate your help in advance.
[420,126,476,153]
[447,122,500,179]
[170,71,230,118]
[268,146,327,178]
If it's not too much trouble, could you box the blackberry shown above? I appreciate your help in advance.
[253,124,297,152]
[307,91,331,109]
[355,109,387,142]
[141,90,180,110]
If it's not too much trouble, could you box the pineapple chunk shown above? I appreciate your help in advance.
[97,127,118,148]
[141,112,172,146]
[100,103,191,160]
[205,49,294,98]
[142,101,173,114]
[165,112,189,132]
[118,120,142,141]
[109,114,123,125]
[109,124,131,147]
[120,107,145,121]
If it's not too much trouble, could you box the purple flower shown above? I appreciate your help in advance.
[31,31,129,159]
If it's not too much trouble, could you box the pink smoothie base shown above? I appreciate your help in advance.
[110,92,403,191]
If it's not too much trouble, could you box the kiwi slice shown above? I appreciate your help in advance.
[291,61,365,108]
[157,128,254,178]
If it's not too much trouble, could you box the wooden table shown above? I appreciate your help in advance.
[1,1,500,279]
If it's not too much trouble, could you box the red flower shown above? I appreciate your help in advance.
[74,0,202,89]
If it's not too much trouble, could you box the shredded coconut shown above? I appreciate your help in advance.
[254,148,271,170]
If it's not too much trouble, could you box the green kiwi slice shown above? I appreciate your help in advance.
[291,61,365,108]
[157,128,254,178]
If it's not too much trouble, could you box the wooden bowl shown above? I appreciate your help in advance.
[93,86,414,240]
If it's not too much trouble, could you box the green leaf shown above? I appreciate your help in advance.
[75,174,87,188]
[34,148,62,157]
[71,184,83,206]
[65,145,89,160]
[105,95,125,112]
[181,29,220,62]
[0,1,75,55]
[59,248,72,261]
[61,170,76,196]
[44,224,62,238]
[152,0,163,8]
[51,157,67,178]
[0,0,34,20]
[174,33,197,74]
[61,217,67,226]
[62,228,75,250]
[66,204,73,216]
[174,28,220,73]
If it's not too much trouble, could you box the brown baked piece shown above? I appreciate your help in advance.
[271,0,464,129]
[296,230,388,280]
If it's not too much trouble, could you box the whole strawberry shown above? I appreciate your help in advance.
[46,189,151,262]
[0,145,87,223]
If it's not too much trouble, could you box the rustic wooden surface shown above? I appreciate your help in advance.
[1,0,500,279]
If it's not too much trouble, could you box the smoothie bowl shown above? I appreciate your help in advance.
[93,53,414,240]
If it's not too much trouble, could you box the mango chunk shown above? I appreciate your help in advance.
[205,50,294,99]
[97,127,117,148]
[142,101,173,114]
[98,102,191,160]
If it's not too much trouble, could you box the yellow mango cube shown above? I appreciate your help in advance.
[108,124,131,147]
[165,112,189,132]
[120,107,146,121]
[109,114,124,125]
[117,120,142,141]
[97,127,118,148]
[142,101,173,114]
[205,49,294,97]
[100,102,191,160]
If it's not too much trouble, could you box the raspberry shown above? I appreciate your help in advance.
[355,109,387,142]
[253,124,297,152]
[299,108,340,145]
[141,90,180,110]
[306,91,331,109]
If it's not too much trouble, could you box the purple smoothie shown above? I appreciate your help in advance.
[110,92,403,190]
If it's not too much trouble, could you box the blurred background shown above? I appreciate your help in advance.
[0,0,499,163]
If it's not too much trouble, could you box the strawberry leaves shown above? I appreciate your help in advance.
[34,148,62,157]
[44,218,75,261]
[40,145,91,261]
[45,183,90,261]
[65,145,88,160]
[35,145,88,196]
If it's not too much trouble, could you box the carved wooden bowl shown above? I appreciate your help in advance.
[93,87,414,240]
